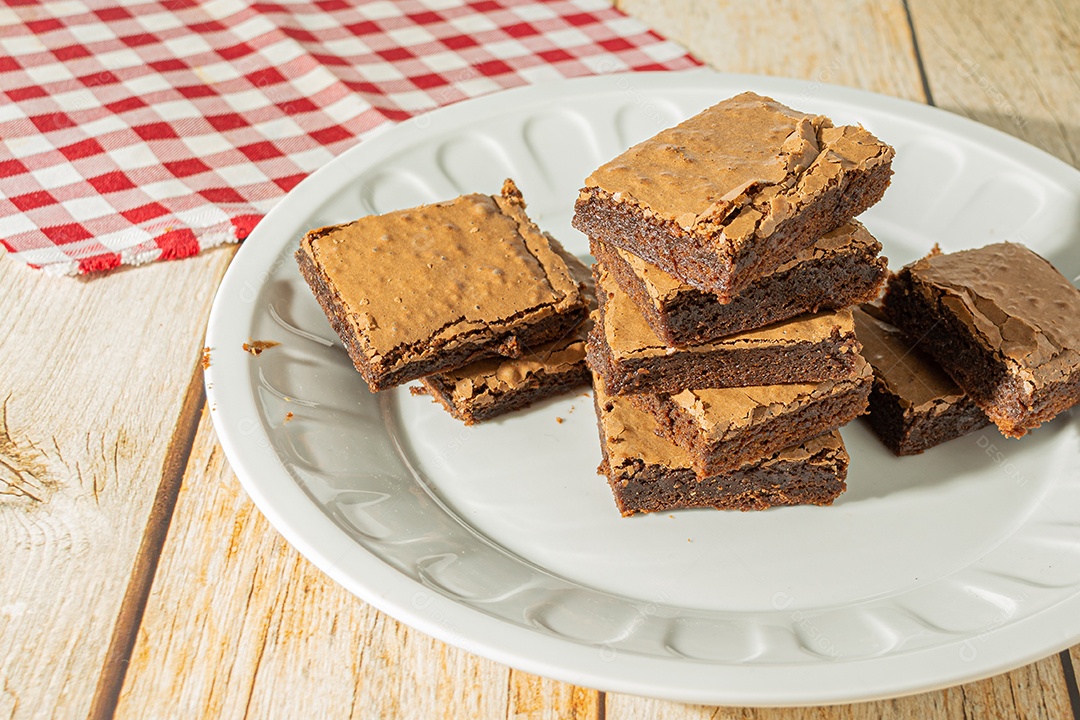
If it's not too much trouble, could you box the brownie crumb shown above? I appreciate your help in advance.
[243,339,280,356]
[409,385,429,396]
[201,346,211,369]
[556,417,564,424]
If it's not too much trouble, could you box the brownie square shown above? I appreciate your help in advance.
[417,331,590,425]
[627,355,871,477]
[591,219,887,346]
[883,242,1080,438]
[573,91,894,300]
[587,261,863,395]
[853,305,990,455]
[418,249,595,424]
[296,179,589,392]
[594,378,849,515]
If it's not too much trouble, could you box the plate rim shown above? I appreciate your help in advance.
[205,69,1080,707]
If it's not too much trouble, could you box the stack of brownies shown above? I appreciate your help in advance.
[572,92,897,515]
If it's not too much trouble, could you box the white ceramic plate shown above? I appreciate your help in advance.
[205,70,1080,706]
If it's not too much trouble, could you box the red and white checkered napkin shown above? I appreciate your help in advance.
[0,0,699,275]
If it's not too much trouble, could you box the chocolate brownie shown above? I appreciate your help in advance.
[419,249,594,424]
[573,91,894,300]
[594,378,848,515]
[296,179,588,392]
[418,331,590,424]
[627,355,871,476]
[854,305,989,455]
[588,262,862,394]
[591,219,887,346]
[883,242,1080,438]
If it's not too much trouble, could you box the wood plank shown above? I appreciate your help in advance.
[605,652,1071,718]
[614,0,928,102]
[907,0,1080,167]
[0,248,232,719]
[88,361,207,720]
[115,409,600,720]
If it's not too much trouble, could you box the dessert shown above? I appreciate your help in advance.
[418,245,594,424]
[573,91,894,300]
[627,355,872,476]
[296,180,588,392]
[588,264,863,394]
[417,330,590,424]
[854,305,989,455]
[883,242,1080,438]
[591,219,886,346]
[594,378,849,515]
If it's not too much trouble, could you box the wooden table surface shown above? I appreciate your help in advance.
[3,0,1079,717]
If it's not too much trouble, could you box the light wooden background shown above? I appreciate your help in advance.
[2,0,1078,718]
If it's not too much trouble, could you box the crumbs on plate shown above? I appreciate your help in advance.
[243,339,280,356]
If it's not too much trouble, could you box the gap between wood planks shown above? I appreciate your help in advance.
[902,0,936,106]
[87,358,207,720]
[1061,650,1080,720]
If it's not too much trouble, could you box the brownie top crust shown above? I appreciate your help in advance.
[666,354,872,440]
[853,305,965,409]
[431,250,593,402]
[615,219,880,305]
[902,242,1080,385]
[596,263,856,360]
[582,91,893,245]
[433,335,587,401]
[595,375,846,470]
[299,179,583,366]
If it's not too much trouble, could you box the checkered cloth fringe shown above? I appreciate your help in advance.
[0,0,699,275]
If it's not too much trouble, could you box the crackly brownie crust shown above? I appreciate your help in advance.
[418,336,591,424]
[854,306,989,455]
[593,381,848,515]
[883,242,1080,438]
[587,262,862,395]
[627,355,871,476]
[417,248,595,424]
[295,179,588,392]
[592,219,887,346]
[572,92,894,300]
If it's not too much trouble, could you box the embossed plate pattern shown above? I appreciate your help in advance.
[205,71,1080,706]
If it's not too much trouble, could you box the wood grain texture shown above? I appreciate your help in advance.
[0,249,231,720]
[614,0,927,102]
[605,652,1074,718]
[908,0,1080,167]
[88,362,207,720]
[115,409,600,720]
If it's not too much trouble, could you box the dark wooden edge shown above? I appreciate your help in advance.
[87,357,207,720]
